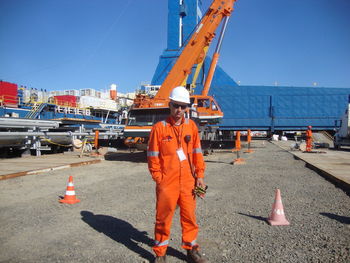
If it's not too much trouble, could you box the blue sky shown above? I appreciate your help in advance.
[1,0,349,94]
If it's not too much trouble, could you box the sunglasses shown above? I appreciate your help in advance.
[170,103,188,109]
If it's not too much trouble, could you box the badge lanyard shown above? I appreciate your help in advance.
[172,124,183,149]
[172,124,186,161]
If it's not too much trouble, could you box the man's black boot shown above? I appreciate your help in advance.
[187,245,208,263]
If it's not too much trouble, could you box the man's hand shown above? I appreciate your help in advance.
[194,178,207,199]
[152,172,162,184]
[196,178,206,189]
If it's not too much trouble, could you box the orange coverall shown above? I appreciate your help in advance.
[147,116,205,256]
[306,128,313,152]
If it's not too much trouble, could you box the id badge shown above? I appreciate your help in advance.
[176,148,187,161]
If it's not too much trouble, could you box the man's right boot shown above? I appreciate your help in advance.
[187,245,208,263]
[154,255,167,263]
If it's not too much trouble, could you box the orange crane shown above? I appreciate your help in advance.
[124,0,237,150]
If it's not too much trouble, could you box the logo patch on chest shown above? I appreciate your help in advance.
[162,135,173,142]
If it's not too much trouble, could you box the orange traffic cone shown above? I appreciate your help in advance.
[59,176,80,204]
[267,189,290,226]
[244,129,254,153]
[232,131,241,152]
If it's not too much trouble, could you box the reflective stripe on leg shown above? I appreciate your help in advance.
[182,239,198,249]
[154,239,169,247]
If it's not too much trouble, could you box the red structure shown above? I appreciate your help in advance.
[53,95,77,107]
[0,81,18,107]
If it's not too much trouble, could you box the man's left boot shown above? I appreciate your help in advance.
[187,245,208,263]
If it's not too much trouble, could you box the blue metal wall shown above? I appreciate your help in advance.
[210,85,350,131]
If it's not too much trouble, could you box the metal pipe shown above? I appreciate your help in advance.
[0,117,59,128]
[214,16,230,54]
[202,16,230,96]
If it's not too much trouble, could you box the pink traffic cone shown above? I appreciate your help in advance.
[267,189,290,226]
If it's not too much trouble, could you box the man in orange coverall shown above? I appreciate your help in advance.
[306,125,313,152]
[147,86,208,263]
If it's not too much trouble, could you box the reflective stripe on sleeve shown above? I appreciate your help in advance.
[154,239,169,247]
[147,151,159,157]
[192,148,202,154]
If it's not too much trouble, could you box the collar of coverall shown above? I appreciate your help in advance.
[167,116,185,126]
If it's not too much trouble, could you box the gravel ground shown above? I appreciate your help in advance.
[0,141,349,263]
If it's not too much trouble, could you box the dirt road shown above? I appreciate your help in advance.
[0,142,349,262]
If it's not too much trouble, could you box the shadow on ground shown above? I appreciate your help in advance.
[205,160,232,165]
[237,212,267,223]
[104,151,147,163]
[320,212,350,224]
[328,147,350,152]
[80,211,186,262]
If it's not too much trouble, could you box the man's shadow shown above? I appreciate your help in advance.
[80,211,186,262]
[320,212,350,224]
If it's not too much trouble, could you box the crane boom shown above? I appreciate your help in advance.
[153,0,236,105]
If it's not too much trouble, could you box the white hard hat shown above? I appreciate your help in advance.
[169,86,190,104]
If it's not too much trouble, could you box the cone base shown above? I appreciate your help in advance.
[231,148,240,152]
[232,158,245,165]
[244,150,254,153]
[267,219,290,226]
[59,198,80,204]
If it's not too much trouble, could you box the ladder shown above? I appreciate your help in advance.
[25,103,47,119]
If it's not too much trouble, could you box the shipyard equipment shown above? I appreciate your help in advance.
[124,0,236,150]
[0,117,123,157]
[334,95,350,149]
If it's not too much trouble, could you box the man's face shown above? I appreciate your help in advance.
[169,101,188,120]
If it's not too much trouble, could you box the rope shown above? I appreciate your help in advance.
[40,137,72,147]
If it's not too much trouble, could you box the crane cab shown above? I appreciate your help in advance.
[189,95,223,125]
